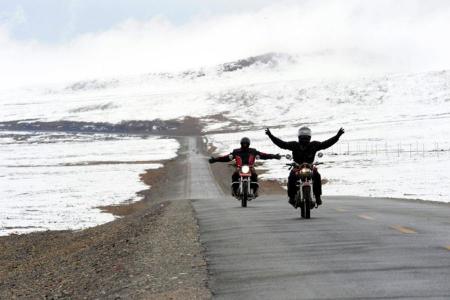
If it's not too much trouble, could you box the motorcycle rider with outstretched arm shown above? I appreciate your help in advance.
[209,137,281,197]
[265,127,345,207]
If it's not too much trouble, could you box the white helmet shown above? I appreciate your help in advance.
[298,126,312,137]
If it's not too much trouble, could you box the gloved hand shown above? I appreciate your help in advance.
[337,127,345,137]
[265,128,272,136]
[274,154,281,160]
[208,157,216,164]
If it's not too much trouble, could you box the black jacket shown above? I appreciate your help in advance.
[214,147,278,166]
[267,133,340,164]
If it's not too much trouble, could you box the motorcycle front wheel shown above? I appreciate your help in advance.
[302,186,311,219]
[298,195,305,218]
[241,181,248,207]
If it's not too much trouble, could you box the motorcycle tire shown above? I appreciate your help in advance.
[242,181,248,208]
[303,186,311,219]
[298,194,305,218]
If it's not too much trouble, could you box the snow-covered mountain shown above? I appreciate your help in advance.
[1,53,450,235]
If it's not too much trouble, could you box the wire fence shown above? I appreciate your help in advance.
[328,142,450,158]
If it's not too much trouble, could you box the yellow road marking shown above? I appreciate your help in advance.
[335,208,348,212]
[390,225,417,234]
[358,214,375,220]
[445,246,450,251]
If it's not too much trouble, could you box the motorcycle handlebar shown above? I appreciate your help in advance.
[285,162,324,167]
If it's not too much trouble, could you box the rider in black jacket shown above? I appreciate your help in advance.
[265,127,344,207]
[209,137,281,196]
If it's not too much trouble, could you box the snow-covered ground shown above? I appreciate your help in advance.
[204,67,450,202]
[1,54,450,234]
[0,131,179,235]
[207,128,450,203]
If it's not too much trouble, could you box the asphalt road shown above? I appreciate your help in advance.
[187,137,450,299]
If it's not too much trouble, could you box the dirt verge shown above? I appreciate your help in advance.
[0,136,210,299]
[0,115,284,299]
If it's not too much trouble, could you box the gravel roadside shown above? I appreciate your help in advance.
[0,125,285,299]
[0,144,211,299]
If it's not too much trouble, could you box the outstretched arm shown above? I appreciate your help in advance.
[209,152,233,163]
[256,151,281,160]
[318,128,345,150]
[265,128,294,150]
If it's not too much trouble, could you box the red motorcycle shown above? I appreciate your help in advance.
[231,154,258,207]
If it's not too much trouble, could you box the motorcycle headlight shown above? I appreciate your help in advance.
[300,168,311,175]
[241,165,250,174]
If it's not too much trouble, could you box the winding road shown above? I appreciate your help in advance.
[185,137,450,299]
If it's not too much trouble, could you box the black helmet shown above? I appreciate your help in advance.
[240,137,250,147]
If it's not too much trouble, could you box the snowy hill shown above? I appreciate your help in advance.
[1,54,450,234]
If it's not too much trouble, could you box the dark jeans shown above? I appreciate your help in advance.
[288,169,321,199]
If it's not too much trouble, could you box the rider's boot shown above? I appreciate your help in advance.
[288,197,296,208]
[315,194,322,206]
[252,182,259,198]
[231,182,239,196]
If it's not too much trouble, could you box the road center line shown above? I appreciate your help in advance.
[358,214,375,220]
[390,225,417,234]
[335,208,348,212]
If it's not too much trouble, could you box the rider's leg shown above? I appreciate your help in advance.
[231,171,239,195]
[288,170,297,207]
[251,172,258,196]
[313,169,322,205]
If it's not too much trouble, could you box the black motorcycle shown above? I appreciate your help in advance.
[286,153,323,219]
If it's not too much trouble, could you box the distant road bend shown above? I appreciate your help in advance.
[186,137,450,299]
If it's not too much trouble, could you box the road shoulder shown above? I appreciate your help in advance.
[0,138,211,299]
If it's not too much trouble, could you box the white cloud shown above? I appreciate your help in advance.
[1,0,450,88]
[0,5,26,28]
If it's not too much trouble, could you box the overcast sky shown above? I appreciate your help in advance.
[0,0,280,43]
[1,0,450,87]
